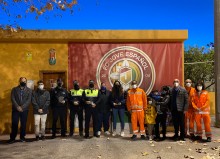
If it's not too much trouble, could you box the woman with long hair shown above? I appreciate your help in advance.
[111,80,125,137]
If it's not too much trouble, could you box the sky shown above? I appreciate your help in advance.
[0,0,214,47]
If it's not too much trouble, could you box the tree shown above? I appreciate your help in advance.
[0,0,77,31]
[184,46,214,84]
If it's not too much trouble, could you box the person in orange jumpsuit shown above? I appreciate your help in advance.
[191,80,212,142]
[184,79,196,139]
[126,80,147,140]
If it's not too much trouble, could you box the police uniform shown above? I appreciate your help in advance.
[82,88,99,138]
[69,88,84,136]
[51,87,68,137]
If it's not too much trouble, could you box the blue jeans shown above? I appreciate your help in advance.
[98,112,110,132]
[112,108,125,130]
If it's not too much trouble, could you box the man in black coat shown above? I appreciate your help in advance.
[170,79,188,141]
[9,77,32,143]
[50,78,68,138]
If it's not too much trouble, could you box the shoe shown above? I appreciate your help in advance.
[141,135,146,140]
[171,135,179,141]
[112,131,117,137]
[149,135,153,141]
[20,137,26,142]
[61,134,67,138]
[207,137,212,142]
[154,137,161,141]
[69,132,73,137]
[131,134,137,140]
[105,131,111,135]
[195,136,202,141]
[190,134,196,140]
[79,131,83,137]
[36,136,39,141]
[120,131,125,137]
[51,134,56,139]
[41,135,45,141]
[179,137,185,141]
[7,139,15,144]
[97,131,101,136]
[84,135,90,139]
[161,136,166,141]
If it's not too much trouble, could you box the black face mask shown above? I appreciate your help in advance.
[20,82,26,87]
[89,83,94,88]
[74,84,79,90]
[57,82,62,87]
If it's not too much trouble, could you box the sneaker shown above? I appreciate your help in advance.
[120,131,125,137]
[207,137,212,142]
[104,131,110,135]
[112,131,117,137]
[20,137,26,142]
[7,139,15,144]
[36,136,39,141]
[179,137,186,141]
[149,135,153,141]
[131,134,137,140]
[97,131,101,136]
[141,135,146,140]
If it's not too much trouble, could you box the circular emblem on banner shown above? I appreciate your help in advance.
[96,46,156,94]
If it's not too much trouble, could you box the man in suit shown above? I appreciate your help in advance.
[8,77,32,143]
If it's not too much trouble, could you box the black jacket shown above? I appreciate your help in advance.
[170,86,189,112]
[50,87,68,108]
[111,93,125,109]
[32,89,50,114]
[96,90,112,113]
[156,94,170,113]
[11,86,32,111]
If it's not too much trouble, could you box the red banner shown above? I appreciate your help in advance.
[68,43,183,94]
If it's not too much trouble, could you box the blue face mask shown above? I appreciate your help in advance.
[101,86,106,91]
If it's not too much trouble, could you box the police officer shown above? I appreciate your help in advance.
[83,80,99,138]
[69,80,84,137]
[51,78,68,138]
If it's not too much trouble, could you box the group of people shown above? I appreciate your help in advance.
[8,77,212,144]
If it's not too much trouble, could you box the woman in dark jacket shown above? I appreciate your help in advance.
[96,82,112,136]
[111,80,125,137]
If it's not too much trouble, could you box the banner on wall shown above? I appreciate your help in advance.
[68,43,183,94]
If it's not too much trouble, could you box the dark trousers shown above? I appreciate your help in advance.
[85,107,98,136]
[69,107,83,134]
[98,112,110,132]
[172,110,185,138]
[155,113,167,138]
[52,107,67,136]
[10,110,29,140]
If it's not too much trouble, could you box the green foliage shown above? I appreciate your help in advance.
[184,46,214,84]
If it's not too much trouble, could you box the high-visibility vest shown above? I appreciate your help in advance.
[84,89,99,97]
[70,89,84,96]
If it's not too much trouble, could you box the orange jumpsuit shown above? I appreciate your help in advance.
[184,87,196,136]
[191,90,211,138]
[126,87,147,134]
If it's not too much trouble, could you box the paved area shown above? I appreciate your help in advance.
[0,127,220,159]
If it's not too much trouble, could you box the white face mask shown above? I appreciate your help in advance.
[186,83,191,87]
[174,82,179,87]
[132,84,137,89]
[148,101,152,105]
[197,86,203,91]
[38,85,44,90]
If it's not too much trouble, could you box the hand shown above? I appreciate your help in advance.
[17,106,23,112]
[61,100,65,104]
[73,101,79,105]
[86,101,91,104]
[118,102,121,105]
[38,109,43,113]
[92,103,96,108]
[113,103,117,106]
